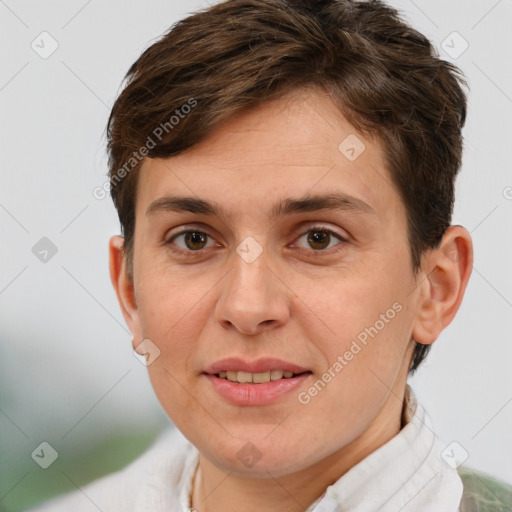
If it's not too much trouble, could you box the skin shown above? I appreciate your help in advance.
[109,86,473,512]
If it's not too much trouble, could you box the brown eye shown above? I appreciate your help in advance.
[307,230,331,250]
[184,232,208,250]
[168,231,215,251]
[295,227,347,252]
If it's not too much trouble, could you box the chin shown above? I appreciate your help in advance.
[196,432,318,478]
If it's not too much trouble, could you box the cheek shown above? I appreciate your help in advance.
[135,280,210,407]
[293,269,392,348]
[136,258,214,336]
[298,268,410,382]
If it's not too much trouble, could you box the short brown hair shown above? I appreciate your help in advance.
[106,0,468,374]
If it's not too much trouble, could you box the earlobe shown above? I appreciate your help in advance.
[108,235,141,340]
[411,225,473,346]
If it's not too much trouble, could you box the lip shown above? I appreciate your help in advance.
[203,357,311,375]
[204,372,312,406]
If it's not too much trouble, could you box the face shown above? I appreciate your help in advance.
[121,87,423,477]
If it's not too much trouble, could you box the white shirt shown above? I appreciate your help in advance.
[28,384,463,511]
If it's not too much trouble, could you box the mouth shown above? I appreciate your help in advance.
[202,358,313,405]
[213,369,313,384]
[204,369,313,406]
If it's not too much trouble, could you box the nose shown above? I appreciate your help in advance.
[214,245,290,336]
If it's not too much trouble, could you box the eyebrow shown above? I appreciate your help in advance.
[145,192,377,221]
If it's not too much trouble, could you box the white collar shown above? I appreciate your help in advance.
[302,384,463,511]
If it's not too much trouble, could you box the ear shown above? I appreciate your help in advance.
[412,225,473,345]
[109,235,142,342]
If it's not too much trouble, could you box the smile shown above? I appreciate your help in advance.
[216,370,309,383]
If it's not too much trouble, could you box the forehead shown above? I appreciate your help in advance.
[136,87,403,227]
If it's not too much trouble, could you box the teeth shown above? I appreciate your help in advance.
[271,369,284,380]
[253,371,271,383]
[218,369,300,383]
[237,371,253,383]
[226,371,238,382]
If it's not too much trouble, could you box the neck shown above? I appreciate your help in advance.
[191,388,406,512]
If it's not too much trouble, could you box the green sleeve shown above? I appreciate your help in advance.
[458,465,512,512]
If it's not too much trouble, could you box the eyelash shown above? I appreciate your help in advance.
[165,225,349,256]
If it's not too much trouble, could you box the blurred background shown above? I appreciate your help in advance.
[1,0,511,510]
